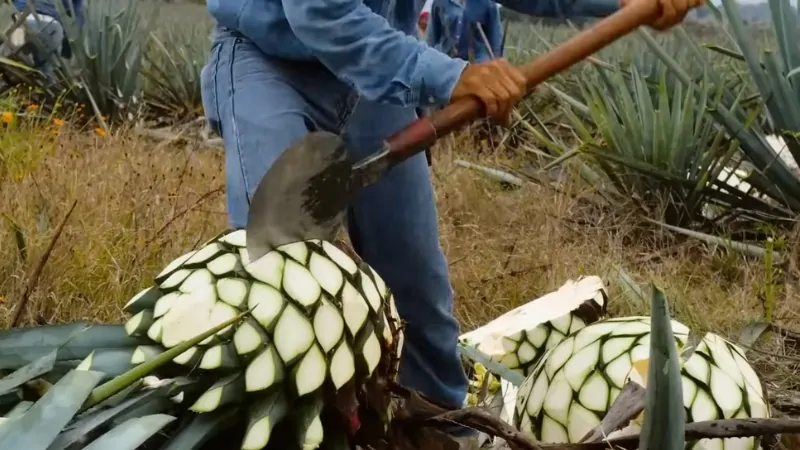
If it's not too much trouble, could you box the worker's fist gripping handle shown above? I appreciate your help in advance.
[382,0,662,169]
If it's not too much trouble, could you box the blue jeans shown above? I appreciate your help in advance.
[200,28,469,413]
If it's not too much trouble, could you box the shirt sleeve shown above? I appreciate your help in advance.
[283,0,468,108]
[497,0,620,18]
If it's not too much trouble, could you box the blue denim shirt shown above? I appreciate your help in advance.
[426,0,503,63]
[206,0,618,108]
[12,0,85,29]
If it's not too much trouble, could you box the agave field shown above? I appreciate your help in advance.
[3,0,800,449]
[3,0,798,237]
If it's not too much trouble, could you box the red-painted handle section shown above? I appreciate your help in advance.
[385,0,660,163]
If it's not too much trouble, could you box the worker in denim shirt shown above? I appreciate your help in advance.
[200,0,702,444]
[427,0,504,63]
[12,0,84,82]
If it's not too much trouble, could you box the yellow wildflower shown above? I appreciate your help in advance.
[1,112,13,124]
[94,127,107,137]
[53,118,64,127]
[26,104,39,112]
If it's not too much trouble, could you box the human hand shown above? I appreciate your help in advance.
[450,58,526,126]
[621,0,705,30]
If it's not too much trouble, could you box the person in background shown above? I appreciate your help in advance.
[11,0,85,82]
[199,0,702,446]
[418,10,431,36]
[427,0,504,63]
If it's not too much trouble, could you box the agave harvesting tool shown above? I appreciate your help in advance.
[245,0,661,260]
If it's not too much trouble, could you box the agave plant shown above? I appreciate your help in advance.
[639,0,800,219]
[141,25,210,123]
[56,0,154,122]
[0,0,154,124]
[562,60,782,228]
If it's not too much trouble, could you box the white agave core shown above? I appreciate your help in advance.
[514,316,770,450]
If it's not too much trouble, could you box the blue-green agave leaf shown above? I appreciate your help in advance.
[84,311,249,408]
[161,406,240,450]
[82,414,175,450]
[0,349,56,396]
[47,383,172,450]
[457,343,526,386]
[0,324,144,370]
[0,370,104,450]
[4,401,33,419]
[639,285,685,450]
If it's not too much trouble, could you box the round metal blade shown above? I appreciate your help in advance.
[245,131,353,261]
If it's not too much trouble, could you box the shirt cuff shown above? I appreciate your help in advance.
[414,46,468,107]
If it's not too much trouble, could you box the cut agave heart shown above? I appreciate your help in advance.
[121,229,403,449]
[459,275,608,378]
[514,316,770,449]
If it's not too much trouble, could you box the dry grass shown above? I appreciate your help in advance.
[0,122,796,348]
[436,133,797,340]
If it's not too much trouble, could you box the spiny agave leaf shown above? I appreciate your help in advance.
[161,406,240,450]
[457,343,525,386]
[84,311,250,409]
[0,56,34,71]
[82,414,176,450]
[71,348,138,380]
[639,285,685,450]
[0,370,104,449]
[48,383,172,450]
[112,398,174,428]
[79,376,199,421]
[4,400,33,419]
[0,323,145,369]
[83,379,147,411]
[679,332,703,363]
[0,349,56,396]
[645,218,778,261]
[617,267,647,305]
[739,321,771,355]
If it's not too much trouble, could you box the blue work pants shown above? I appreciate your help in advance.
[200,27,469,416]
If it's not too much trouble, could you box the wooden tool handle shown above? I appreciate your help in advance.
[384,0,660,163]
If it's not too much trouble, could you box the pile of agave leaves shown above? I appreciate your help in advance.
[1,283,798,450]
